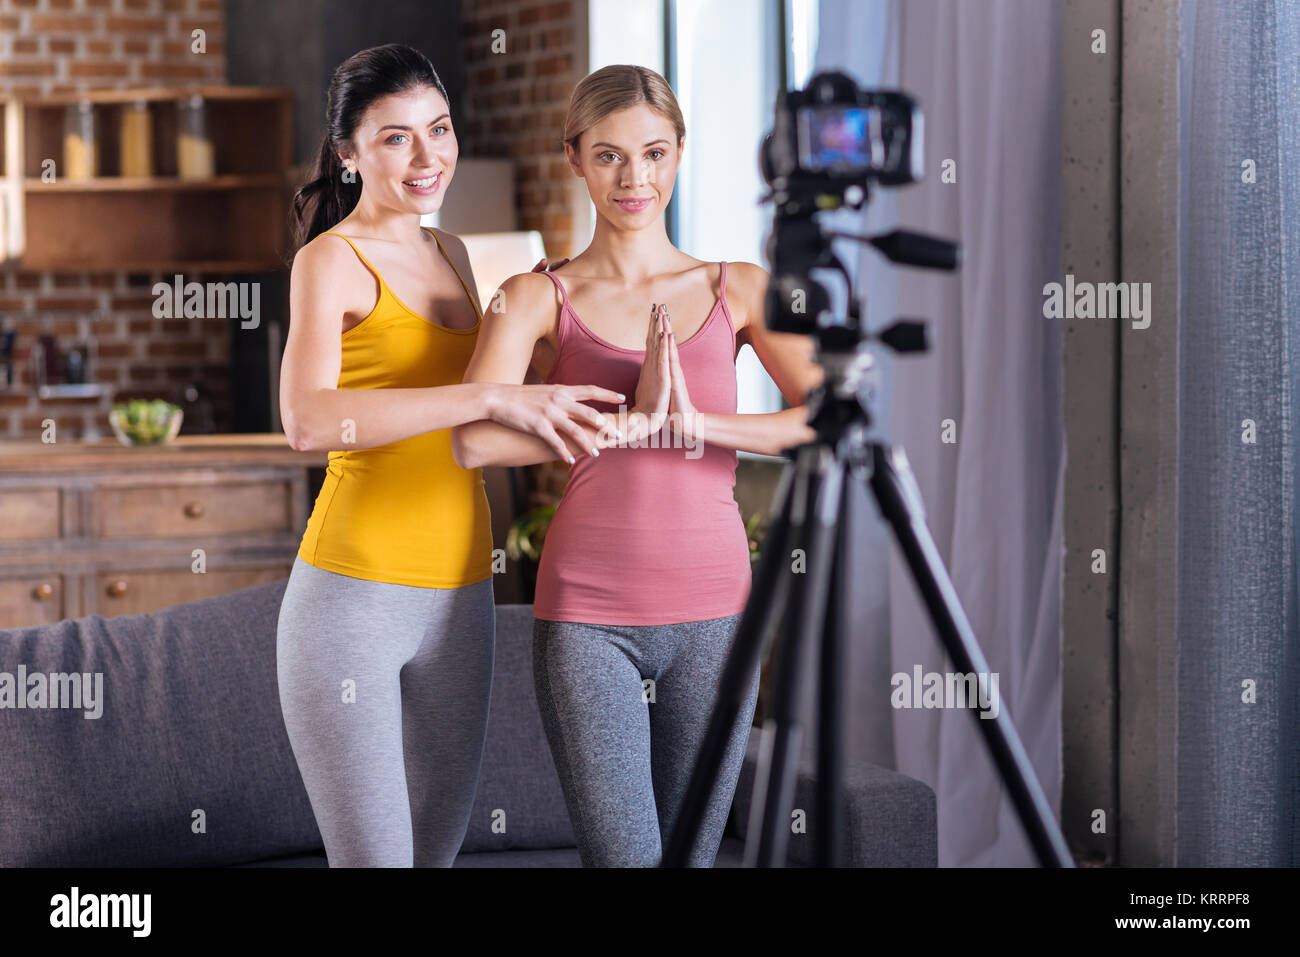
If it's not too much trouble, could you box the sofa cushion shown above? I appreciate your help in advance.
[458,604,577,852]
[728,730,938,867]
[0,579,323,867]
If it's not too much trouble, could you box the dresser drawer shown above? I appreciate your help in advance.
[96,566,291,618]
[0,488,61,541]
[93,481,292,539]
[0,574,67,628]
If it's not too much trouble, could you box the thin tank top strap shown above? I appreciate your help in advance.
[537,266,572,308]
[422,226,483,320]
[717,260,737,341]
[536,268,575,351]
[321,230,383,284]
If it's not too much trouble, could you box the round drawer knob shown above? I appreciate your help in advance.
[183,500,205,518]
[32,582,54,601]
[106,579,129,598]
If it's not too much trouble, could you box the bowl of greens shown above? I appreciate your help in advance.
[109,398,183,446]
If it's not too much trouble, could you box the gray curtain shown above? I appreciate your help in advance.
[818,0,1065,866]
[1177,0,1300,867]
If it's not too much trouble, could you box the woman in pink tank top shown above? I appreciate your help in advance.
[452,65,822,866]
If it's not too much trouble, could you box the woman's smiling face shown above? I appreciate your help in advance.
[567,105,684,227]
[344,85,458,214]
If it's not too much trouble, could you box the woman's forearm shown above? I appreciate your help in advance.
[694,406,815,457]
[452,418,604,469]
[283,382,494,452]
[454,405,812,464]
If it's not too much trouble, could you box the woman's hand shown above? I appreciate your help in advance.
[483,383,625,463]
[663,306,700,443]
[625,303,671,443]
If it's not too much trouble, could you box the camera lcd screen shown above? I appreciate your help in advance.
[797,106,878,172]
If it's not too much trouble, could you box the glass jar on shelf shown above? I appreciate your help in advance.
[176,94,215,180]
[119,99,154,178]
[62,101,97,181]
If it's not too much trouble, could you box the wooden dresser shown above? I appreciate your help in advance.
[0,434,326,628]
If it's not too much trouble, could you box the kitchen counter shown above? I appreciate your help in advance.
[0,433,327,472]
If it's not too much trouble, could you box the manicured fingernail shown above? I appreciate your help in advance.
[591,448,599,457]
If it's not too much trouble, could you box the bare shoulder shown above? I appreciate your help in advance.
[293,229,360,279]
[486,270,565,336]
[722,260,770,336]
[289,231,367,315]
[725,259,769,289]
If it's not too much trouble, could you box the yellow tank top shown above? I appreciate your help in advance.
[296,226,494,589]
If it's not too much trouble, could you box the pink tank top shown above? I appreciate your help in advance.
[531,262,753,626]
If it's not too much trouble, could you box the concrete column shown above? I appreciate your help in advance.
[1061,0,1121,866]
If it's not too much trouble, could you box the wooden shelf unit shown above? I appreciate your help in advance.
[0,434,326,627]
[0,87,294,272]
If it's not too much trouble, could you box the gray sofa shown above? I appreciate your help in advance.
[0,579,936,867]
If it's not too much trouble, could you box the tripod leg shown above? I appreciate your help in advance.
[747,445,845,867]
[662,460,798,866]
[814,449,853,867]
[868,442,1074,867]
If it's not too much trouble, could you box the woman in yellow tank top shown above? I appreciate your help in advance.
[275,44,624,867]
[293,225,494,587]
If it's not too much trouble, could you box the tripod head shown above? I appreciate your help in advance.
[757,70,960,363]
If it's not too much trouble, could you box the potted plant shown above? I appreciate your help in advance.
[506,503,557,602]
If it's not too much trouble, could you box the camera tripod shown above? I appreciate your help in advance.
[661,332,1074,868]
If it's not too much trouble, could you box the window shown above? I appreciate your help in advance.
[585,0,820,440]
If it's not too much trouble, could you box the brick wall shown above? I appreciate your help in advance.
[459,0,586,504]
[459,0,584,262]
[0,0,228,439]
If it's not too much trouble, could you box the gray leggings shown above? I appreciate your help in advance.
[533,614,760,867]
[276,556,494,867]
